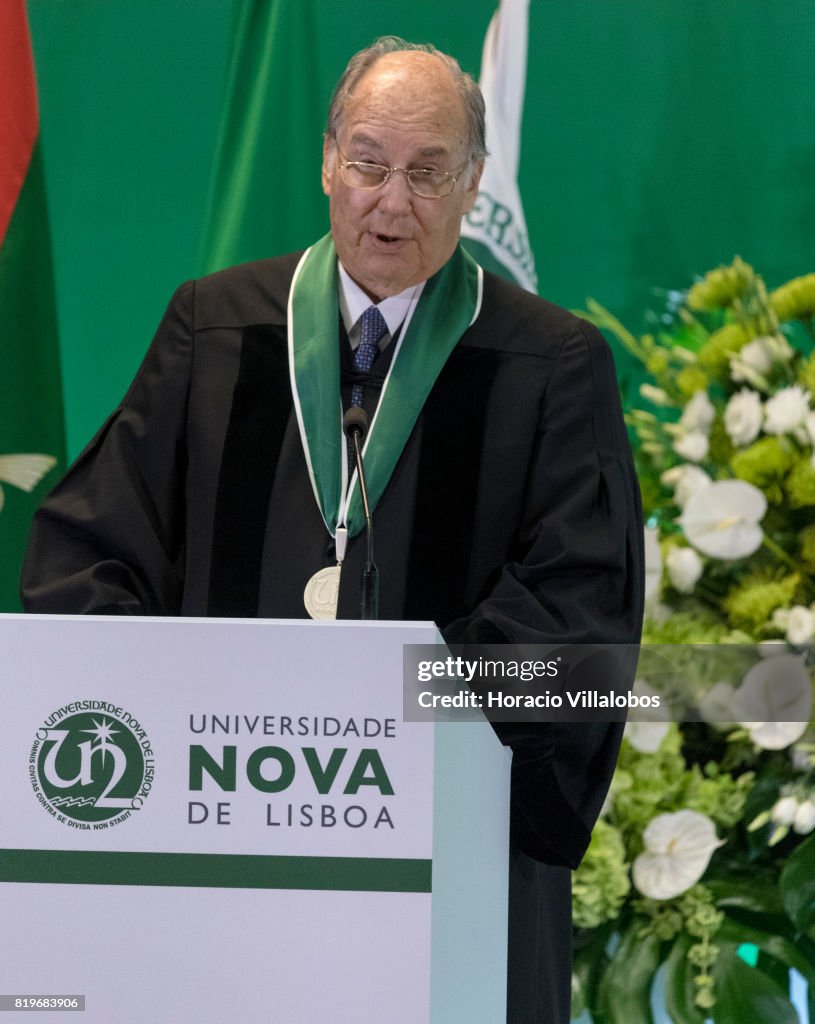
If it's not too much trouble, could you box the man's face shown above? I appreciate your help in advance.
[322,51,483,302]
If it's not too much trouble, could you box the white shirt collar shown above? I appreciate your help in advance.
[337,262,425,345]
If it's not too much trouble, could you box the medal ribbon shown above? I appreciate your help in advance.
[288,233,482,541]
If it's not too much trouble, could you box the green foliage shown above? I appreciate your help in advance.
[787,456,815,509]
[729,436,796,505]
[721,572,800,633]
[572,820,631,929]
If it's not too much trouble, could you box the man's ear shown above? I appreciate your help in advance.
[322,136,337,197]
[461,160,484,214]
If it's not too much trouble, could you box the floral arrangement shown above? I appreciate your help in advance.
[570,260,815,1023]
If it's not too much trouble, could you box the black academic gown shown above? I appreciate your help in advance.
[22,252,644,1023]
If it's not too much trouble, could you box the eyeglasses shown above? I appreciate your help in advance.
[336,150,469,200]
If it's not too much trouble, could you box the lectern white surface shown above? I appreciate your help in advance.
[0,616,509,1023]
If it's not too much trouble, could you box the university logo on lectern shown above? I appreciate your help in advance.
[29,702,155,829]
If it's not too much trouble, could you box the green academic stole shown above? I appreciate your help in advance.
[287,233,483,559]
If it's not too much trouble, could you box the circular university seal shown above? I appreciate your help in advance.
[30,703,154,826]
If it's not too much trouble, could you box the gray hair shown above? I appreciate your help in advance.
[325,36,487,167]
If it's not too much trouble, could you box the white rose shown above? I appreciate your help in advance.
[624,681,669,753]
[680,391,716,433]
[724,389,763,447]
[793,799,815,835]
[772,607,791,631]
[771,795,799,826]
[625,720,671,754]
[764,385,811,435]
[665,547,704,594]
[786,605,815,646]
[731,335,794,383]
[674,431,709,463]
[673,466,712,508]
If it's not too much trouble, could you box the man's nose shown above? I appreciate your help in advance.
[376,169,413,213]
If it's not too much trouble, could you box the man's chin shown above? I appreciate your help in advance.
[344,257,420,303]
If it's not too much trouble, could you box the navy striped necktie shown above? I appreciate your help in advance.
[351,305,388,408]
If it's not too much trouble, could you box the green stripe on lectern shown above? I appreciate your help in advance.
[0,850,432,893]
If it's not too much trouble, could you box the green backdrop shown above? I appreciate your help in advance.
[10,0,815,605]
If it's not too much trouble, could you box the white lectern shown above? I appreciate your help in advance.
[0,616,509,1023]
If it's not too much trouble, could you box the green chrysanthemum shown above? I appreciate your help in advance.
[572,820,631,929]
[770,273,815,322]
[800,524,815,568]
[645,348,670,378]
[681,764,753,829]
[786,456,815,509]
[723,572,800,633]
[614,726,687,841]
[676,365,711,400]
[698,322,750,376]
[642,609,749,644]
[687,258,755,312]
[731,436,797,504]
[799,353,815,395]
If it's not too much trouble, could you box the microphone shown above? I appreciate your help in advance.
[342,407,379,620]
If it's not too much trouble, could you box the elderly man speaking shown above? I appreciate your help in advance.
[22,37,644,1023]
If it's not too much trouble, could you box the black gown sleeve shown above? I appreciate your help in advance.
[443,319,644,868]
[20,282,194,615]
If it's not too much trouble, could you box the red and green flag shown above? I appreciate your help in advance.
[0,0,65,611]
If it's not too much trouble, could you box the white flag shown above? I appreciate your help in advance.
[461,0,538,293]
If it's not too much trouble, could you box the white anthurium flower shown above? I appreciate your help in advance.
[698,681,737,728]
[785,606,815,646]
[632,810,725,900]
[793,799,815,835]
[665,546,704,594]
[680,391,716,434]
[757,639,789,657]
[764,385,811,436]
[724,389,763,447]
[674,430,709,463]
[732,653,813,750]
[624,680,669,753]
[680,480,766,559]
[643,526,662,600]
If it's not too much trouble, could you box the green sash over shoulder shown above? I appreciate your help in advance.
[287,233,482,543]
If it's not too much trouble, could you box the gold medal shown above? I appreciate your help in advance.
[304,565,341,620]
